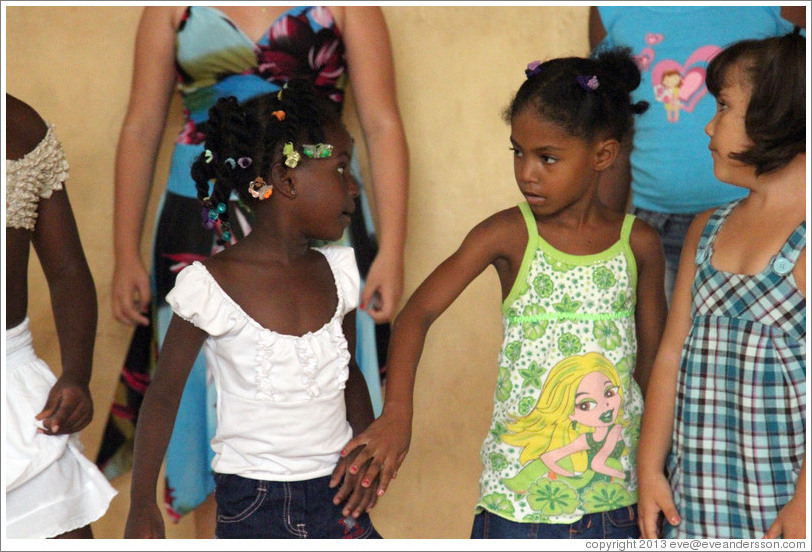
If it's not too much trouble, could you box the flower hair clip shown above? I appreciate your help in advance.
[248,176,273,200]
[283,142,301,168]
[525,60,543,79]
[576,75,599,92]
[302,143,333,159]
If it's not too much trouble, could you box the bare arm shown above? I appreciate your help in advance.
[781,5,807,28]
[637,210,710,538]
[629,218,667,396]
[33,186,98,435]
[112,6,180,326]
[332,212,515,499]
[342,7,409,322]
[125,314,206,538]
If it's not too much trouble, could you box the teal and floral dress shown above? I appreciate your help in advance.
[96,6,384,521]
[475,202,644,524]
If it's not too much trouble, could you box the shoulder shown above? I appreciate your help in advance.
[464,205,525,247]
[5,95,48,161]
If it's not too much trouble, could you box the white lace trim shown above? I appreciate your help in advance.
[6,126,69,230]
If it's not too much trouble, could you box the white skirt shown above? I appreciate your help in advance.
[4,318,117,538]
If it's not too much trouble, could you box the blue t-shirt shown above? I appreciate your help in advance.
[596,6,795,213]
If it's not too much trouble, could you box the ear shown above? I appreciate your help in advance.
[592,138,620,171]
[270,161,297,199]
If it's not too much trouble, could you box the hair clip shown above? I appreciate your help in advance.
[525,60,543,79]
[224,157,237,169]
[283,142,301,168]
[272,110,286,121]
[302,143,334,159]
[237,156,252,169]
[204,149,214,164]
[576,75,599,92]
[248,176,274,200]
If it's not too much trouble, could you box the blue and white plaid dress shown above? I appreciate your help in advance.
[666,200,806,539]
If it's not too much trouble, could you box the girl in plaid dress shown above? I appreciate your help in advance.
[637,31,806,539]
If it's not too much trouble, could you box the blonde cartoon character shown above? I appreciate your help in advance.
[502,352,629,493]
[655,69,683,122]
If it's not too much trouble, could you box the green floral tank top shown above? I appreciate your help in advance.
[475,202,643,524]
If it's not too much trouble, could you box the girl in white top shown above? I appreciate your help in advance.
[124,80,381,539]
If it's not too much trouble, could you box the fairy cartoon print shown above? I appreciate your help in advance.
[501,353,630,497]
[646,41,722,124]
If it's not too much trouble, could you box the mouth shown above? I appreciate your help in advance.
[599,409,614,424]
[523,192,546,205]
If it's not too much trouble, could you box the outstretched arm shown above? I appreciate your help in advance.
[112,6,180,326]
[331,211,518,503]
[636,211,710,538]
[343,6,409,322]
[125,314,206,538]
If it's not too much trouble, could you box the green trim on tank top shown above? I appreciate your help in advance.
[502,202,638,312]
[507,309,635,324]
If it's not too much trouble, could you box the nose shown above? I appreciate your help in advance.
[704,115,715,138]
[348,173,361,199]
[516,156,538,185]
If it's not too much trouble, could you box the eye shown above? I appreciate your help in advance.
[576,399,597,412]
[715,99,728,113]
[540,155,557,165]
[509,146,523,158]
[604,386,618,399]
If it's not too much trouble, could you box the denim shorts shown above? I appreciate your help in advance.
[213,472,382,539]
[471,504,640,539]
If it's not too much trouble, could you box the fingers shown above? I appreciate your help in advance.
[112,269,151,325]
[638,505,661,539]
[763,519,781,539]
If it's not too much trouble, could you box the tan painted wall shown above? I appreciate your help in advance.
[4,5,589,539]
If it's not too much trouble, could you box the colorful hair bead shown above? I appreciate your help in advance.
[248,177,274,200]
[576,75,600,92]
[204,149,214,164]
[224,158,237,169]
[237,156,253,169]
[272,110,286,121]
[283,142,301,168]
[302,143,334,159]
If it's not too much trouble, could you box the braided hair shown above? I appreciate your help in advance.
[505,47,649,143]
[190,79,342,245]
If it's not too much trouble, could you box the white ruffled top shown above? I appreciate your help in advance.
[166,245,360,481]
[6,125,69,231]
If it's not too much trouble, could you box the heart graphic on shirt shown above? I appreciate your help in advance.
[634,47,655,72]
[650,45,722,113]
[645,33,664,46]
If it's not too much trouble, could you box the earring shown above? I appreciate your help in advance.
[248,177,273,200]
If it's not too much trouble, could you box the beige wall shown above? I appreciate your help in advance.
[4,5,589,539]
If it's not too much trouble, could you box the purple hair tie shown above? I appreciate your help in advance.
[525,60,543,78]
[576,75,599,92]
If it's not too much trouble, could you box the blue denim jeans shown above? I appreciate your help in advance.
[471,505,640,539]
[213,473,382,539]
[631,208,696,305]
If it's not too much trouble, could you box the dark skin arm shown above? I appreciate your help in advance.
[628,219,667,396]
[125,314,206,538]
[329,311,382,518]
[5,94,97,436]
[331,209,522,501]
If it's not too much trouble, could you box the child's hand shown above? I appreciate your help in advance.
[330,411,412,504]
[638,471,680,538]
[763,495,806,539]
[124,501,166,538]
[35,377,93,435]
[329,445,380,518]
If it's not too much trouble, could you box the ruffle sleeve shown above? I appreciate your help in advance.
[166,262,243,337]
[317,245,360,315]
[5,125,69,231]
